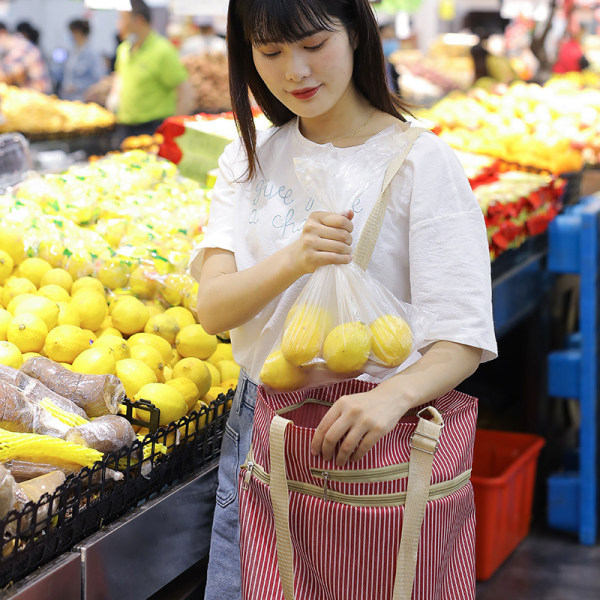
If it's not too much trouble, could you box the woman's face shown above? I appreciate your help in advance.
[251,23,356,119]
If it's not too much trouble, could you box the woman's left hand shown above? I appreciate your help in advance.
[311,387,409,467]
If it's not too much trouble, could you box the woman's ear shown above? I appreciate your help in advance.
[350,30,359,50]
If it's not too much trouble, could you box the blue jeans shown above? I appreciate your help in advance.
[204,372,257,600]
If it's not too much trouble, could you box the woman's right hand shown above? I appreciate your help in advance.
[289,210,354,276]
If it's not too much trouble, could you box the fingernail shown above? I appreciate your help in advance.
[311,448,318,456]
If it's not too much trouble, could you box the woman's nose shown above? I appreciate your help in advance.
[284,50,311,81]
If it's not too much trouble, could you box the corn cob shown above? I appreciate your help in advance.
[39,398,89,428]
[0,428,102,469]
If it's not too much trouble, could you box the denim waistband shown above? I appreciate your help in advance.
[236,369,258,414]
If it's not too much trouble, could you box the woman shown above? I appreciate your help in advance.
[191,1,497,598]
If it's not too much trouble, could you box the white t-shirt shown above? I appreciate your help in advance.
[190,118,497,382]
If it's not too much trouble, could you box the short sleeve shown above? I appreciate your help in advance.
[188,140,241,281]
[157,44,188,89]
[407,134,497,362]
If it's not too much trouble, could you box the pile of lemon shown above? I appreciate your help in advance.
[0,253,239,430]
[261,303,413,391]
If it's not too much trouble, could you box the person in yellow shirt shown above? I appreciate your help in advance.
[107,0,193,143]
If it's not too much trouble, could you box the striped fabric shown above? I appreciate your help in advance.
[239,380,477,600]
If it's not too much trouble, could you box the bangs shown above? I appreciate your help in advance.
[240,0,340,45]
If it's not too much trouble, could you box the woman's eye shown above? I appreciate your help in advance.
[261,49,280,58]
[305,40,325,51]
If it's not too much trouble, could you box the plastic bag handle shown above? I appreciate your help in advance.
[353,127,432,271]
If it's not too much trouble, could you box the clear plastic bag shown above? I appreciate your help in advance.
[259,133,433,392]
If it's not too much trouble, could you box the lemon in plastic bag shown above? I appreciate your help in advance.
[260,350,306,391]
[281,304,332,366]
[322,321,371,374]
[370,314,413,367]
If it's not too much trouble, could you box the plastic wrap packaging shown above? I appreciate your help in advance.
[65,415,137,454]
[0,464,17,520]
[2,459,123,483]
[259,135,433,392]
[0,364,88,419]
[21,357,125,418]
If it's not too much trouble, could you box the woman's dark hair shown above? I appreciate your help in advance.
[131,0,152,24]
[69,19,91,37]
[16,21,39,46]
[227,0,410,179]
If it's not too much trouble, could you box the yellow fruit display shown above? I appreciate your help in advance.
[175,323,217,360]
[0,309,12,341]
[92,334,130,361]
[115,358,157,399]
[134,383,187,427]
[70,290,107,331]
[260,350,305,391]
[166,377,200,411]
[7,313,48,353]
[97,258,131,290]
[2,278,36,308]
[144,313,180,345]
[44,325,90,363]
[170,348,181,368]
[22,351,42,361]
[71,276,105,297]
[0,341,22,368]
[221,378,238,391]
[163,365,172,381]
[203,386,227,404]
[215,359,240,382]
[111,296,150,336]
[14,296,59,330]
[0,250,14,285]
[281,304,331,366]
[56,301,81,326]
[322,321,372,374]
[165,306,196,330]
[128,332,172,364]
[37,240,66,268]
[144,300,164,319]
[82,329,98,344]
[72,347,116,375]
[207,342,234,365]
[0,225,25,265]
[129,266,158,299]
[39,268,73,292]
[204,361,221,387]
[130,344,165,382]
[370,314,413,367]
[160,273,188,306]
[6,292,37,315]
[97,326,123,339]
[172,357,211,397]
[16,257,52,287]
[37,284,71,303]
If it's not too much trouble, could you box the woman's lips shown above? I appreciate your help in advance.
[290,86,320,100]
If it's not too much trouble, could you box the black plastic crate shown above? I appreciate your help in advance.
[0,389,233,589]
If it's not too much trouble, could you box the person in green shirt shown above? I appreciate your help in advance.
[107,0,193,144]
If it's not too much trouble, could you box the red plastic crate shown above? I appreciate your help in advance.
[472,429,545,580]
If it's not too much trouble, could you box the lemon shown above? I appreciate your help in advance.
[65,251,93,280]
[71,276,105,297]
[207,343,234,365]
[203,386,227,404]
[130,344,165,382]
[175,324,217,360]
[260,350,305,391]
[44,325,91,363]
[160,273,188,306]
[281,304,332,366]
[2,278,37,308]
[370,315,413,367]
[170,348,181,368]
[172,357,211,397]
[71,290,108,331]
[0,250,14,285]
[215,359,241,382]
[22,351,42,362]
[144,300,165,319]
[72,347,116,375]
[144,313,180,345]
[59,362,72,370]
[83,329,98,344]
[56,301,81,326]
[6,292,37,315]
[221,378,238,391]
[165,306,196,330]
[163,366,172,381]
[129,266,157,299]
[0,341,22,368]
[0,309,12,341]
[14,296,59,330]
[37,284,71,303]
[16,258,52,288]
[93,334,130,361]
[0,226,26,265]
[128,332,172,364]
[107,290,134,313]
[111,296,150,336]
[37,240,66,268]
[115,358,157,399]
[39,268,73,292]
[205,361,221,387]
[322,321,372,374]
[166,377,200,411]
[7,314,48,353]
[97,258,131,290]
[133,383,187,427]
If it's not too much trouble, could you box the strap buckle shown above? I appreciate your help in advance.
[409,431,440,456]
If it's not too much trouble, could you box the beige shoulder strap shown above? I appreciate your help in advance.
[268,406,444,600]
[353,127,431,271]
